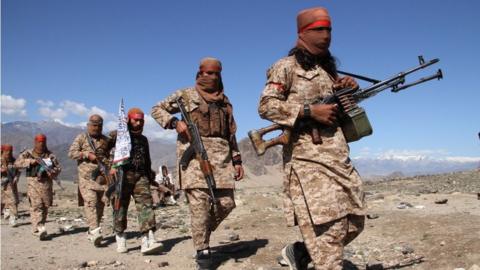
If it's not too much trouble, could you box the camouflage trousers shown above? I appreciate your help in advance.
[185,188,235,250]
[151,184,173,205]
[113,172,156,234]
[289,174,365,269]
[1,182,19,217]
[78,178,106,229]
[27,177,53,231]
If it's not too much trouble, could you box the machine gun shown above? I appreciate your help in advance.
[176,96,217,210]
[249,56,443,156]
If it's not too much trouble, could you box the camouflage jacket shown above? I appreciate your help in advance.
[14,149,61,181]
[258,56,365,225]
[68,133,112,182]
[151,87,240,190]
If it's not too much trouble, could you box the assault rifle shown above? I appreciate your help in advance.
[1,166,16,187]
[249,56,443,156]
[36,157,65,190]
[105,166,124,211]
[85,133,112,185]
[176,97,217,210]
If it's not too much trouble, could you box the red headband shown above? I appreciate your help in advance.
[1,144,13,151]
[128,113,144,120]
[298,19,331,33]
[35,134,47,142]
[200,67,222,73]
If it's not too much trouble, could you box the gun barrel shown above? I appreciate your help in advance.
[361,57,440,96]
[391,69,443,92]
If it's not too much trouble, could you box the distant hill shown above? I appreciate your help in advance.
[2,121,479,180]
[238,137,282,176]
[1,121,175,181]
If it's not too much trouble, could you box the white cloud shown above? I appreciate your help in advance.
[36,99,54,107]
[90,106,114,120]
[61,100,89,116]
[36,99,116,123]
[143,114,177,141]
[38,106,68,120]
[1,95,27,116]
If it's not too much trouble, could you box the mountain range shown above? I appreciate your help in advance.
[1,120,478,181]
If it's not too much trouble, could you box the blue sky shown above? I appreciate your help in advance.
[2,0,479,159]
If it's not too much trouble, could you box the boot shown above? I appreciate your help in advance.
[195,249,213,270]
[3,209,10,220]
[87,227,103,247]
[140,230,164,255]
[167,196,177,205]
[115,233,127,253]
[280,241,311,270]
[9,215,18,227]
[36,225,48,241]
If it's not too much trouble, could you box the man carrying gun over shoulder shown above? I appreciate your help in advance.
[1,144,21,227]
[15,134,61,240]
[152,57,244,270]
[68,114,114,247]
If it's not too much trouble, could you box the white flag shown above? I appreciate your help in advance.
[113,98,131,165]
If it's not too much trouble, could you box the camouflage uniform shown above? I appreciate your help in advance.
[14,149,61,232]
[110,132,156,234]
[151,87,240,250]
[1,156,21,218]
[68,133,112,229]
[258,55,366,269]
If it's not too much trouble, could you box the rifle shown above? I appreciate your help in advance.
[105,167,124,211]
[175,96,217,210]
[85,133,112,185]
[1,165,16,187]
[249,55,443,156]
[36,157,65,190]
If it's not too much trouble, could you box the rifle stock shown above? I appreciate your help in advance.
[247,123,291,156]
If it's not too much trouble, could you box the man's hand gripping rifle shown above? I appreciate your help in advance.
[36,157,64,190]
[249,56,443,156]
[175,97,218,211]
[85,133,113,186]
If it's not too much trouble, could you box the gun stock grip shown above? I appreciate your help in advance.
[248,124,289,156]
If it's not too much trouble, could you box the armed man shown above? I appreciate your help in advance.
[257,7,366,270]
[108,108,164,255]
[68,114,113,246]
[152,57,244,269]
[1,144,21,227]
[15,134,62,240]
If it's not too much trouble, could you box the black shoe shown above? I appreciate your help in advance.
[281,241,311,270]
[195,249,213,270]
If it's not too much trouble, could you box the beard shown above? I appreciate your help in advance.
[128,123,143,134]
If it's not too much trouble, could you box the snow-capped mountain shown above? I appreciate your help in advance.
[352,155,480,178]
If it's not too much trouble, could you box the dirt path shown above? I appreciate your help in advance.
[1,171,479,270]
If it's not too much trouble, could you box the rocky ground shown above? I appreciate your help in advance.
[1,169,479,270]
